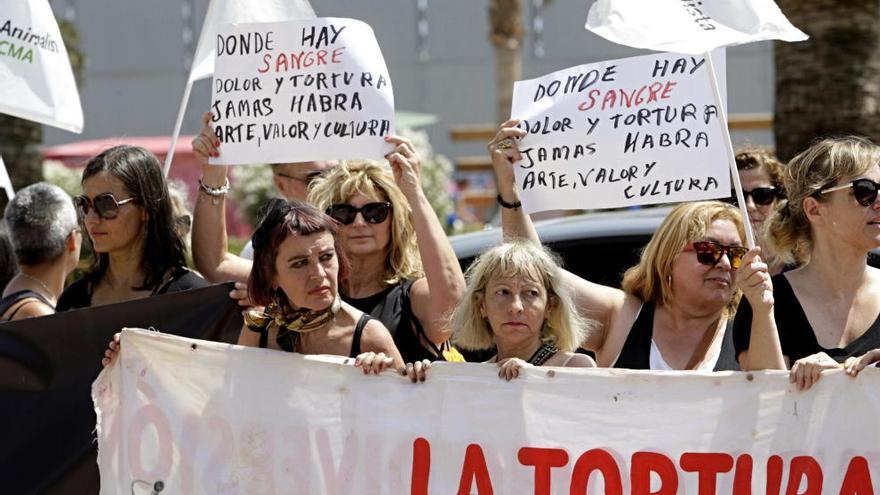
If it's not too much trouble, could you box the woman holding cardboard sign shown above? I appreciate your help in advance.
[488,120,751,371]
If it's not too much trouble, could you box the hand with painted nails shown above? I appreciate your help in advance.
[401,359,431,383]
[354,351,395,375]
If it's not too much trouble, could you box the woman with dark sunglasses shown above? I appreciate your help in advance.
[734,136,880,390]
[734,149,787,275]
[57,145,208,311]
[488,121,746,371]
[308,137,466,364]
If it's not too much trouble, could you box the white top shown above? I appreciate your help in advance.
[649,338,721,371]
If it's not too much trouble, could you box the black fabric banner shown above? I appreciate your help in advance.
[0,282,242,494]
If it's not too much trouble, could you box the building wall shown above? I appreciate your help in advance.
[43,0,775,158]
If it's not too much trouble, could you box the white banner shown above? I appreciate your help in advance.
[94,329,880,495]
[585,0,807,55]
[510,51,729,213]
[0,0,83,133]
[188,0,315,83]
[208,18,395,165]
[0,154,14,200]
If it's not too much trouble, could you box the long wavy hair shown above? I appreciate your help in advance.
[308,161,423,286]
[81,145,187,291]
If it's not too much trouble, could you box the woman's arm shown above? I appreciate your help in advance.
[385,136,466,346]
[735,248,786,371]
[237,323,261,347]
[191,111,253,284]
[359,318,406,369]
[488,119,541,243]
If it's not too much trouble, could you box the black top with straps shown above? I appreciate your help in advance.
[0,290,53,321]
[343,279,445,363]
[614,302,740,371]
[733,274,880,363]
[55,267,208,311]
[248,312,372,358]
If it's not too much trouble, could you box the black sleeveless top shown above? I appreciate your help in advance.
[614,302,740,371]
[343,279,444,363]
[734,274,880,363]
[0,290,53,321]
[249,312,371,358]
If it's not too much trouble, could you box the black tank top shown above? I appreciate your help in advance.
[0,290,53,321]
[734,274,880,363]
[253,313,371,358]
[614,302,740,371]
[343,279,445,362]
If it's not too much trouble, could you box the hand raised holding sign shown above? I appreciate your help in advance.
[384,135,422,200]
[488,119,527,205]
[192,111,222,164]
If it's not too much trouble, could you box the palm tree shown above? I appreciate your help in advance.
[774,1,880,161]
[489,0,525,124]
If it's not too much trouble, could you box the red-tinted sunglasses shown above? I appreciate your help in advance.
[684,241,747,269]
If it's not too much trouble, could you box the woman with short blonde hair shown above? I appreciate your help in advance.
[308,138,465,364]
[452,241,595,379]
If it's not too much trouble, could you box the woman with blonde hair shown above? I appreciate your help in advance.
[308,136,465,363]
[735,136,880,389]
[487,121,749,370]
[452,241,595,379]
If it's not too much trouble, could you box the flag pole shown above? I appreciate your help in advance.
[0,153,15,201]
[163,79,194,178]
[703,50,755,249]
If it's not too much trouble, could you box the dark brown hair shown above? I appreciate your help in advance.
[248,199,349,306]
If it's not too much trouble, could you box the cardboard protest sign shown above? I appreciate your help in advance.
[95,329,880,494]
[0,154,14,200]
[208,18,395,165]
[0,0,83,133]
[510,51,728,213]
[585,0,807,55]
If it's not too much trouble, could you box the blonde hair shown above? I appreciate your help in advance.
[451,241,593,352]
[621,201,745,316]
[767,136,879,265]
[308,160,423,284]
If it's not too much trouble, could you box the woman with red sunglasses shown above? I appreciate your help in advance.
[488,121,746,371]
[734,136,880,390]
[57,145,208,310]
[308,140,466,364]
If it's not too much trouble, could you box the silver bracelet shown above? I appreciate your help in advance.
[198,177,229,196]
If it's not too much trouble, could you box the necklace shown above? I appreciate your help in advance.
[19,272,54,300]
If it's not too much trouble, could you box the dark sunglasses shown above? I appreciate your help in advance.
[729,187,780,206]
[818,178,880,207]
[326,202,392,225]
[684,241,748,269]
[73,193,137,220]
[275,170,326,185]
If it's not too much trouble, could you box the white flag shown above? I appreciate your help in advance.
[0,154,14,200]
[585,0,808,54]
[0,0,83,133]
[188,0,315,83]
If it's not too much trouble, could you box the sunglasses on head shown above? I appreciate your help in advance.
[729,187,779,206]
[73,193,137,220]
[684,241,748,269]
[818,178,880,207]
[326,202,392,225]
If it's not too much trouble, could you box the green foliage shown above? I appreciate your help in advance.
[43,160,83,196]
[228,164,275,227]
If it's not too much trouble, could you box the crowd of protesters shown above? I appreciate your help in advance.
[2,112,880,388]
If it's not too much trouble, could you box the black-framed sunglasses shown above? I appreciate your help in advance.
[326,202,392,225]
[73,193,138,220]
[818,178,880,207]
[684,241,748,269]
[275,170,326,186]
[730,187,780,206]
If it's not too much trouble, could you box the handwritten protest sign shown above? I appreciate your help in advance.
[209,18,395,165]
[510,51,728,213]
[95,329,880,495]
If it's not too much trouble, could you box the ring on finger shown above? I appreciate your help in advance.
[497,139,514,150]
